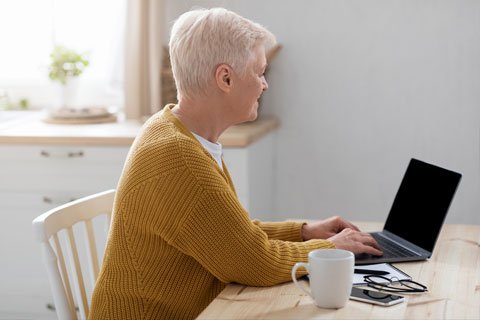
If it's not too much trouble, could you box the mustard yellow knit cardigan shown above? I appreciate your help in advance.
[89,105,335,319]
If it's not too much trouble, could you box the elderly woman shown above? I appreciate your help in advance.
[89,8,381,320]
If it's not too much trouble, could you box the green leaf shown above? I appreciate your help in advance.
[48,45,90,85]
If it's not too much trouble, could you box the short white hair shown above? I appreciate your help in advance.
[169,8,276,100]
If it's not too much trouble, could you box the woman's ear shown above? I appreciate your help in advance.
[215,64,233,93]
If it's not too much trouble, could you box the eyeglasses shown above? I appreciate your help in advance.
[364,275,428,293]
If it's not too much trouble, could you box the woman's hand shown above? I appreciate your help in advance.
[327,228,383,256]
[301,216,383,256]
[301,216,360,240]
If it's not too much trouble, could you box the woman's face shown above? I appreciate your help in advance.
[230,45,269,123]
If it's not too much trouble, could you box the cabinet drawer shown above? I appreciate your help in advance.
[0,293,56,319]
[0,190,105,213]
[0,144,130,163]
[0,144,130,192]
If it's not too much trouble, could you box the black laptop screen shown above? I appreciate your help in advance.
[383,159,462,253]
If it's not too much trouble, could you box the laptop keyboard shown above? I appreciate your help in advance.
[372,234,417,258]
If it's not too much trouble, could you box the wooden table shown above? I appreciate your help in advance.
[197,223,480,319]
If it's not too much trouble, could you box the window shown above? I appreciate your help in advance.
[0,0,126,109]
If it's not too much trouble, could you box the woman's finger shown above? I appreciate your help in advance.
[356,233,382,250]
[361,244,383,256]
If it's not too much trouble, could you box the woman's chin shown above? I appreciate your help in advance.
[237,103,259,123]
[248,107,259,121]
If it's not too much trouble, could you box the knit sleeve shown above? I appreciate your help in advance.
[172,190,335,287]
[251,220,306,242]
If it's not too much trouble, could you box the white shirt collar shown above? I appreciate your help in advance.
[192,132,223,170]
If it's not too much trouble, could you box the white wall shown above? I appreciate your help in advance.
[166,0,480,224]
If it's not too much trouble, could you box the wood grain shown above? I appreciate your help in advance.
[198,223,480,320]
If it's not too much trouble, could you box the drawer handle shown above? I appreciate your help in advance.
[42,196,77,205]
[68,151,84,158]
[46,302,79,312]
[40,150,84,158]
[42,196,52,204]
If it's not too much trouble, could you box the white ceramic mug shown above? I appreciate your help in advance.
[291,249,354,309]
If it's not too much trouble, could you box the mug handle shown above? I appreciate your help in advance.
[291,262,313,299]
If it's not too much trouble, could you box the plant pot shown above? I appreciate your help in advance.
[57,77,80,109]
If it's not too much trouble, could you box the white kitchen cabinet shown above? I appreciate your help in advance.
[0,118,277,318]
[0,144,130,319]
[223,133,275,220]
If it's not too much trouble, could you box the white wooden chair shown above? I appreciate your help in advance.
[32,189,115,320]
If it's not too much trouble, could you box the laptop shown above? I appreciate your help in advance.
[355,158,462,265]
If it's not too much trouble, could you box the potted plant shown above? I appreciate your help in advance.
[48,45,89,108]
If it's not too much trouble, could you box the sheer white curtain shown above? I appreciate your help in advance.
[124,0,166,120]
[0,0,126,109]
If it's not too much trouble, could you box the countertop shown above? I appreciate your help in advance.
[0,111,279,147]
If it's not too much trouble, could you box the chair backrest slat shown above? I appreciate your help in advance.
[32,190,115,320]
[53,233,76,313]
[66,226,89,319]
[85,219,100,283]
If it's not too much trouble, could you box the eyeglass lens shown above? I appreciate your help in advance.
[364,275,427,292]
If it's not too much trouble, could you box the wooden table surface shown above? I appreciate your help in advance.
[197,222,480,319]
